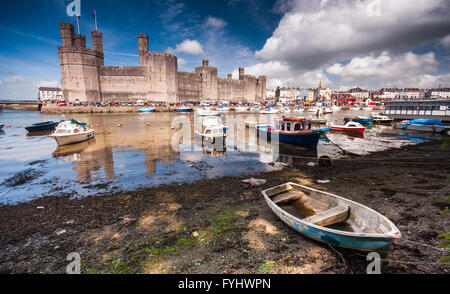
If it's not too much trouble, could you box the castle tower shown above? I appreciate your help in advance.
[58,22,104,103]
[202,59,209,67]
[239,67,244,80]
[59,23,74,47]
[91,31,103,53]
[138,34,149,66]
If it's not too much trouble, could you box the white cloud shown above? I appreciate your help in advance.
[255,0,450,70]
[167,39,205,55]
[204,16,227,28]
[326,51,439,81]
[0,76,58,100]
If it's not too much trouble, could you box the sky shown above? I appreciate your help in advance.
[0,0,450,99]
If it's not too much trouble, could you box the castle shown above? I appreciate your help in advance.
[57,22,267,104]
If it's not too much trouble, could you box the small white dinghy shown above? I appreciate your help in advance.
[262,183,401,252]
[50,120,95,146]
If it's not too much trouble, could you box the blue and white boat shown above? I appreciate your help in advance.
[174,107,193,113]
[138,108,155,113]
[25,121,60,132]
[262,183,401,252]
[257,117,321,147]
[394,119,450,133]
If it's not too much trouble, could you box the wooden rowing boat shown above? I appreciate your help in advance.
[262,183,401,252]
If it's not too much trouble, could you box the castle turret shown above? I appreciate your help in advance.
[59,22,74,47]
[138,34,149,66]
[239,67,244,80]
[202,59,209,67]
[91,30,103,53]
[227,74,232,79]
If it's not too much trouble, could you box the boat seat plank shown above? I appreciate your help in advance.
[303,205,349,227]
[272,190,308,205]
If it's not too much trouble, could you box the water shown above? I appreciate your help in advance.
[0,109,446,204]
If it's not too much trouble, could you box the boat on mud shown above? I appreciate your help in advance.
[262,182,401,252]
[50,120,95,146]
[394,119,450,133]
[371,113,394,124]
[194,120,227,145]
[323,108,333,114]
[330,121,366,132]
[257,117,321,147]
[25,121,60,132]
[344,116,373,125]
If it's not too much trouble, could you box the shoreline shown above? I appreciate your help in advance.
[0,141,449,273]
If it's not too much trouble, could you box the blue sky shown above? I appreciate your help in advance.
[1,0,450,99]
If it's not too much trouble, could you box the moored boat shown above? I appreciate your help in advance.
[330,121,366,132]
[196,108,221,116]
[194,122,227,145]
[394,119,450,133]
[25,121,60,132]
[235,106,249,112]
[370,113,394,124]
[257,117,321,147]
[323,107,333,114]
[174,107,193,112]
[50,120,95,146]
[311,118,327,124]
[344,116,373,125]
[262,183,401,252]
[138,108,155,113]
[260,107,279,114]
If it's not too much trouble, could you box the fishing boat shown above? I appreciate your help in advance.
[260,107,279,114]
[394,119,450,133]
[50,120,95,146]
[344,116,373,125]
[194,122,227,145]
[174,107,193,112]
[262,183,401,252]
[138,108,155,113]
[330,121,366,132]
[196,108,221,116]
[25,121,60,132]
[257,117,321,147]
[370,113,394,124]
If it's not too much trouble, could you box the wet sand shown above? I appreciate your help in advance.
[1,140,449,274]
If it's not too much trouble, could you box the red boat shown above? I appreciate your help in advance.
[330,121,365,133]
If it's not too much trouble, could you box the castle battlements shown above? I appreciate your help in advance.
[58,22,266,104]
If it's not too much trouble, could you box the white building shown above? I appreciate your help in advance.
[400,88,424,99]
[266,89,276,100]
[380,88,401,99]
[38,87,63,102]
[349,87,370,99]
[430,88,450,98]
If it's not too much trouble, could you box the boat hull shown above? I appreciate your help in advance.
[395,124,449,133]
[330,126,365,132]
[174,108,193,112]
[25,121,59,132]
[258,128,320,147]
[51,131,95,146]
[138,109,155,113]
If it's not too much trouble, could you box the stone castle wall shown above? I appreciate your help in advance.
[58,22,266,104]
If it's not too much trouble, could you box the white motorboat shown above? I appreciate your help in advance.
[260,107,279,114]
[280,107,292,114]
[294,106,304,112]
[323,107,333,114]
[235,106,249,112]
[370,113,394,124]
[196,108,221,116]
[50,120,95,146]
[194,121,227,144]
[217,106,230,112]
